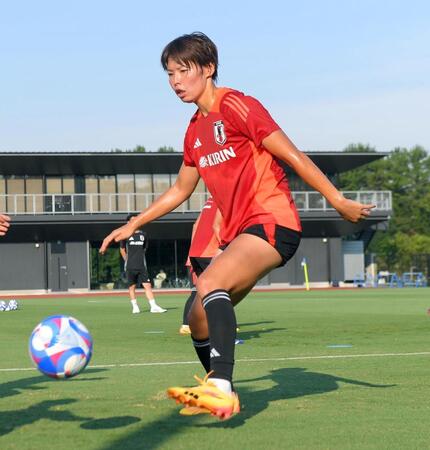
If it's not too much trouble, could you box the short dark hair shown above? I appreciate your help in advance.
[126,213,138,222]
[161,32,218,82]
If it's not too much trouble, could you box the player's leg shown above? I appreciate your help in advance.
[187,257,212,370]
[128,278,140,314]
[169,234,283,419]
[179,288,195,335]
[141,270,167,313]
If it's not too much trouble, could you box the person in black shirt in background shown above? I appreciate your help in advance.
[120,214,167,314]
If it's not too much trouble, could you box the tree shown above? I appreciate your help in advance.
[110,145,146,153]
[157,146,176,153]
[338,144,430,272]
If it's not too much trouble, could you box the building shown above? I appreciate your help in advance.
[0,152,392,291]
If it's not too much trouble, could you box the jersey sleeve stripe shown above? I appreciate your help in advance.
[224,98,247,122]
[229,95,250,114]
[225,96,250,118]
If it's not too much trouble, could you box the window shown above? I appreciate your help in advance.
[85,176,99,212]
[6,176,25,213]
[99,176,116,211]
[0,176,5,212]
[117,175,135,211]
[25,177,44,213]
[188,178,207,211]
[135,174,152,210]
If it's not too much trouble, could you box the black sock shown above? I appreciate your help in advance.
[182,290,196,325]
[192,336,211,373]
[202,289,237,382]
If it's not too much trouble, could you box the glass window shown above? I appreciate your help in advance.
[0,176,5,212]
[117,175,135,212]
[46,177,62,194]
[62,177,75,194]
[6,176,25,213]
[85,176,99,212]
[25,177,44,213]
[135,174,152,210]
[188,178,207,211]
[153,174,170,193]
[99,176,116,212]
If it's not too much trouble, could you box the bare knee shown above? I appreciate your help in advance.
[196,273,221,299]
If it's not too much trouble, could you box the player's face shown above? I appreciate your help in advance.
[166,59,211,103]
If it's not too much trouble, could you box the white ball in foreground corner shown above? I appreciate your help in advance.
[29,315,93,379]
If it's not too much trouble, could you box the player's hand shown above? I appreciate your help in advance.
[0,214,11,236]
[99,223,135,254]
[335,198,376,223]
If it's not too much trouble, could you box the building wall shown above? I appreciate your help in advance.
[47,241,89,291]
[0,242,46,289]
[266,238,344,285]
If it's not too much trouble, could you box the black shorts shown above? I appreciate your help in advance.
[189,257,212,277]
[220,224,301,267]
[126,269,151,287]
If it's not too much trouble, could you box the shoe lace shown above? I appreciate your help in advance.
[193,370,214,386]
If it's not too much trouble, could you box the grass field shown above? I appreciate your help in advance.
[1,288,429,450]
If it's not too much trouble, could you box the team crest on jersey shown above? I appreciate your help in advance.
[213,120,227,145]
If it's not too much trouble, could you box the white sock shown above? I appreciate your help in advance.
[209,378,232,394]
[149,299,156,308]
[131,299,138,304]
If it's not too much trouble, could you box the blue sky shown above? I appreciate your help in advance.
[1,0,429,153]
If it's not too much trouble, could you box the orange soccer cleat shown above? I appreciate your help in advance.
[167,372,240,420]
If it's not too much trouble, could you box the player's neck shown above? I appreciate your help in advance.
[196,82,218,117]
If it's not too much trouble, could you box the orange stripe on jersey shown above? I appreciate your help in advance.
[224,99,247,122]
[211,88,234,113]
[227,95,250,116]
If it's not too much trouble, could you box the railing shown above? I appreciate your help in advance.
[0,191,392,215]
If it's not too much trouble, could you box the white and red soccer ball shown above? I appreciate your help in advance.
[29,315,93,379]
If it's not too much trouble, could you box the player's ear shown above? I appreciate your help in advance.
[204,63,215,79]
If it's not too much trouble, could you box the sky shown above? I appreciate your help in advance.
[1,0,429,153]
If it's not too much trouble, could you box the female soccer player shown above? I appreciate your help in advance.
[100,32,375,419]
[180,196,221,336]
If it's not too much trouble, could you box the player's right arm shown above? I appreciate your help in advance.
[0,214,11,236]
[100,164,200,254]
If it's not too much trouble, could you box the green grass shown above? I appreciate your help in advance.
[1,288,429,450]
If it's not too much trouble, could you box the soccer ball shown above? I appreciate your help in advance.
[29,315,93,379]
[8,299,18,310]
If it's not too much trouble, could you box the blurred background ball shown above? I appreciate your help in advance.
[29,315,93,379]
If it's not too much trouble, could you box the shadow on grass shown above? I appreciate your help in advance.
[237,327,286,341]
[237,321,275,327]
[200,367,396,429]
[100,367,395,449]
[0,369,140,436]
[0,368,107,399]
[0,398,140,437]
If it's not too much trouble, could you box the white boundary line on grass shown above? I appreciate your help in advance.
[1,351,429,373]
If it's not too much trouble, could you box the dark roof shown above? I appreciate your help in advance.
[0,151,388,176]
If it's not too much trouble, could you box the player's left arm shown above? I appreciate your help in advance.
[262,130,375,223]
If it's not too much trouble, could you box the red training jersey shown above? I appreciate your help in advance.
[188,197,220,258]
[183,87,301,245]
